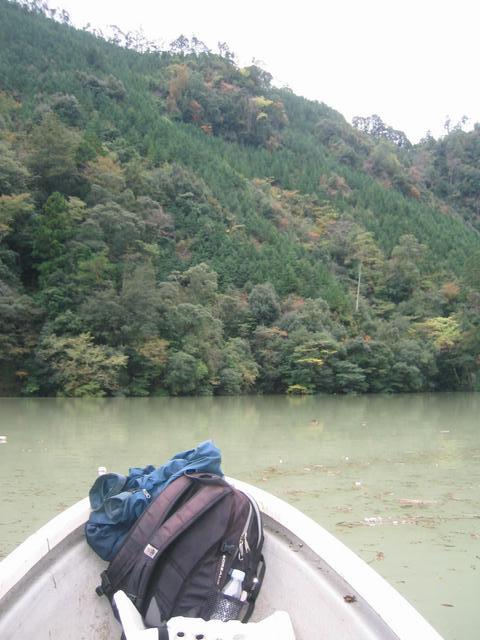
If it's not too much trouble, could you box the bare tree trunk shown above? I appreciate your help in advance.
[355,261,362,313]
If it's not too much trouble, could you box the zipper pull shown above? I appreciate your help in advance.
[238,533,245,560]
[238,532,250,561]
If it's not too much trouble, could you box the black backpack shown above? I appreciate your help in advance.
[96,472,265,628]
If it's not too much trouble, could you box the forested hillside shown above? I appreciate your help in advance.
[0,0,479,396]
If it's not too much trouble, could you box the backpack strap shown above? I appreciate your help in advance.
[243,554,266,622]
[145,484,240,621]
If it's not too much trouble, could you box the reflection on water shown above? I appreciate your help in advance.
[0,393,479,639]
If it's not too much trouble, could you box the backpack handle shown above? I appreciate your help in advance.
[186,472,229,486]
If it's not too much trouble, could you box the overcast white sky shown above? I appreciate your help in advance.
[56,0,480,142]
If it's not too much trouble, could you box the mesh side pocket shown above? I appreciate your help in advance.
[206,591,243,621]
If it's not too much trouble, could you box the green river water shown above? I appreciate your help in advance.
[0,393,479,639]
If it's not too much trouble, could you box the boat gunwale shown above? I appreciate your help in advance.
[231,478,443,640]
[0,477,443,639]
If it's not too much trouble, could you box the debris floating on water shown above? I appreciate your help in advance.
[400,498,438,507]
[367,551,385,564]
[0,435,7,444]
[97,465,107,476]
[338,512,480,530]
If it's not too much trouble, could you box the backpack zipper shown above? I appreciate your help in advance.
[238,492,263,554]
[238,502,252,561]
[216,553,227,586]
[216,494,262,580]
[248,494,263,548]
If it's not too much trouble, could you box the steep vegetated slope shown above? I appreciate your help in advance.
[0,0,479,396]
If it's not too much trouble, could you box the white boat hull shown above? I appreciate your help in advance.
[0,478,443,639]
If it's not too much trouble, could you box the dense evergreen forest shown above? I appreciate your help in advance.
[0,0,479,397]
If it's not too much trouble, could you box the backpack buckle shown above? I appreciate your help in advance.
[96,571,113,598]
[126,592,140,606]
[221,542,236,555]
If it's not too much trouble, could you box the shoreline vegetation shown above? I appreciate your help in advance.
[0,0,479,397]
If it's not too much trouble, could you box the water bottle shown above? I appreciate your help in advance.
[222,569,244,598]
[210,569,245,621]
